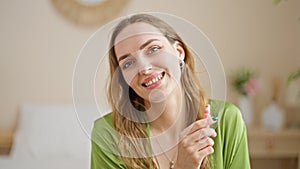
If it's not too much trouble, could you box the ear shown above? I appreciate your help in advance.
[173,41,185,61]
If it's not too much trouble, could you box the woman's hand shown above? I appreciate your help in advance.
[175,118,217,169]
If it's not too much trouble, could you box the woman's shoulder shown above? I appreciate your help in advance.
[209,99,245,134]
[209,99,243,122]
[92,112,119,152]
[91,112,125,168]
[209,100,250,168]
[209,99,246,139]
[94,112,114,128]
[92,112,116,142]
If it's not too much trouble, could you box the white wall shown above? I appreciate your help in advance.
[0,0,299,129]
[298,0,300,63]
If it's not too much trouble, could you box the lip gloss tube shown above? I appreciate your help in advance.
[204,104,210,128]
[204,104,210,119]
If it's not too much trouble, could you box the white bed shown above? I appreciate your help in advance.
[0,104,94,169]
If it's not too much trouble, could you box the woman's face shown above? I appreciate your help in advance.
[114,22,185,102]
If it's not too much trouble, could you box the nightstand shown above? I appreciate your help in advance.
[248,128,300,169]
[0,129,13,155]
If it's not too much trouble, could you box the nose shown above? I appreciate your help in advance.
[136,52,152,75]
[139,65,153,75]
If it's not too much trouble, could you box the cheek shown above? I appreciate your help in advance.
[121,69,139,87]
[120,71,144,99]
[128,75,139,87]
[155,53,181,80]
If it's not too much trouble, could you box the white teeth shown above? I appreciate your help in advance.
[145,74,163,87]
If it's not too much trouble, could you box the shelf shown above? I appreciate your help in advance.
[247,128,300,169]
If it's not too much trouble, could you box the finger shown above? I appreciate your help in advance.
[197,145,214,158]
[184,128,217,145]
[192,137,215,151]
[181,117,217,138]
[180,119,208,138]
[196,128,217,140]
[183,139,214,164]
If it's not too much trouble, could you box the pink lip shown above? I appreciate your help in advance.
[141,72,165,89]
[142,73,159,84]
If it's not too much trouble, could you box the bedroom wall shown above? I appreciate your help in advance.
[0,0,299,130]
[298,0,300,63]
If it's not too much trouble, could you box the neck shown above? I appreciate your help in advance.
[147,87,186,136]
[146,87,186,168]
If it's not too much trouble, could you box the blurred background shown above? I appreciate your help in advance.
[0,0,299,169]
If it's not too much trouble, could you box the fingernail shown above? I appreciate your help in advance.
[212,116,218,121]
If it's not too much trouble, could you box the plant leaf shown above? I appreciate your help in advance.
[273,0,282,5]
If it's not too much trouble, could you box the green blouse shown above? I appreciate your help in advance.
[90,100,251,169]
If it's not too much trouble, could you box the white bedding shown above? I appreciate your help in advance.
[0,157,89,169]
[0,104,99,169]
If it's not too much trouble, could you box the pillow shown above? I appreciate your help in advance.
[11,104,93,160]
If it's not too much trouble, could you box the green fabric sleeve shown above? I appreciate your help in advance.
[210,100,251,169]
[91,141,125,169]
[90,113,126,169]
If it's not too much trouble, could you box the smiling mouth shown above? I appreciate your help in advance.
[142,72,165,87]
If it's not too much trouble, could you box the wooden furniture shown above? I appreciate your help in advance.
[0,129,13,155]
[248,128,300,169]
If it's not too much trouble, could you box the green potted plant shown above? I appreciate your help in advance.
[231,68,259,127]
[286,69,300,106]
[232,68,259,97]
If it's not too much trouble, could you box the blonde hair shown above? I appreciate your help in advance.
[107,14,209,169]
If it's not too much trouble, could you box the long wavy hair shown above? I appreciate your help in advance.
[107,13,209,169]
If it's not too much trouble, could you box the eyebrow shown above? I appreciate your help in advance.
[118,39,160,62]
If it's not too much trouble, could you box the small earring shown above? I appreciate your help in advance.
[179,60,185,69]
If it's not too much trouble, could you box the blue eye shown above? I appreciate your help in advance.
[146,46,161,55]
[123,60,134,69]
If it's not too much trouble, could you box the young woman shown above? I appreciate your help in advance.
[91,13,250,169]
